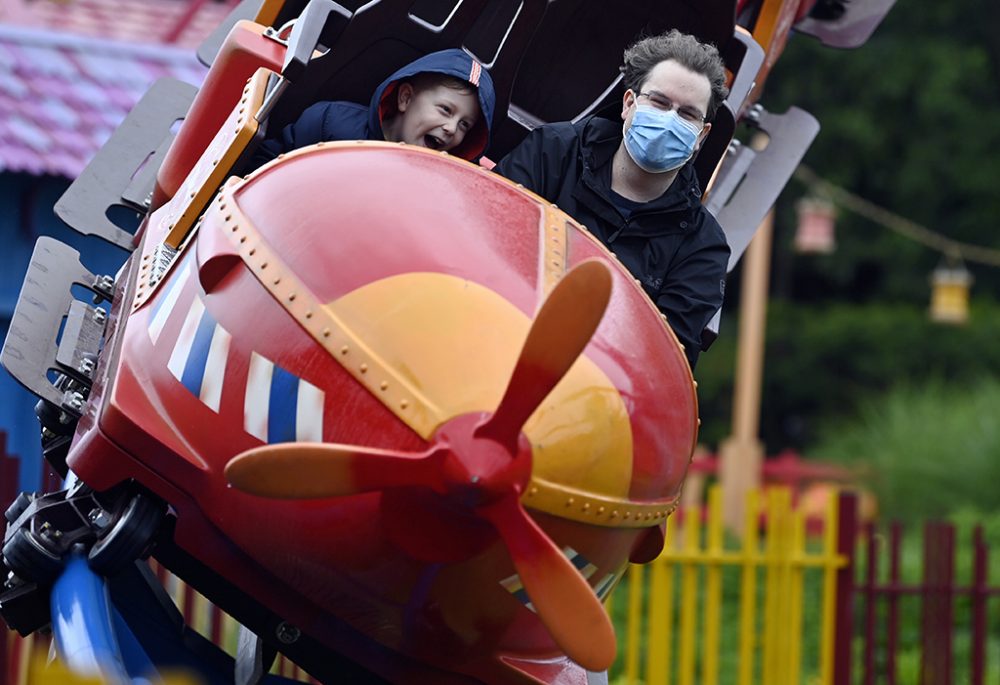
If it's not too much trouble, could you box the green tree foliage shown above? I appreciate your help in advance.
[763,0,1000,301]
[698,2,1000,452]
[696,299,1000,450]
[811,379,1000,521]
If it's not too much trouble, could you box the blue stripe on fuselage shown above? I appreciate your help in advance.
[180,307,216,398]
[267,365,300,443]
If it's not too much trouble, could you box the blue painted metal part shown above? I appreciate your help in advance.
[51,554,158,684]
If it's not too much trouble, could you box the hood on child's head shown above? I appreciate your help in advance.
[370,48,496,161]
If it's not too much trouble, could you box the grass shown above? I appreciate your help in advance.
[811,378,1000,522]
[604,403,1000,685]
[606,531,833,684]
[607,522,1000,684]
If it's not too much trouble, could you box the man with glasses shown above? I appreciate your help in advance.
[495,30,731,369]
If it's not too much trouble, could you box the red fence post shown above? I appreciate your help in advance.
[970,526,987,685]
[862,521,878,685]
[920,522,955,685]
[833,491,858,685]
[886,522,903,685]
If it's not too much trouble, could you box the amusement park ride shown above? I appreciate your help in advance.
[0,0,894,682]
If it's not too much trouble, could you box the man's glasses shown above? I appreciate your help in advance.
[635,91,706,125]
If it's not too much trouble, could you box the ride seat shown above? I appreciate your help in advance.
[185,0,761,185]
[491,0,737,156]
[257,0,548,161]
[152,21,287,210]
[217,0,751,169]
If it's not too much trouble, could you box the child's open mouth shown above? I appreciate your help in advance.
[424,134,445,150]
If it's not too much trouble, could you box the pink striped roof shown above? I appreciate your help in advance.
[0,26,209,177]
[1,0,236,50]
[0,0,236,178]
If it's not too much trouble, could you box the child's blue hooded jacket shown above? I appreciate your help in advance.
[252,48,495,166]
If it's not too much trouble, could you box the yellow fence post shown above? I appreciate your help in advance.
[647,515,677,684]
[625,562,646,684]
[737,489,760,685]
[647,555,668,684]
[787,498,806,684]
[819,492,842,685]
[776,488,794,685]
[677,506,701,685]
[762,487,797,684]
[761,489,777,684]
[614,485,847,685]
[702,487,724,685]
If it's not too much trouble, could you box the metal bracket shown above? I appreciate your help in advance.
[725,28,765,115]
[281,0,349,82]
[261,23,291,47]
[705,104,820,271]
[54,78,197,251]
[701,104,820,345]
[121,133,176,212]
[54,301,105,386]
[255,0,352,123]
[0,238,108,414]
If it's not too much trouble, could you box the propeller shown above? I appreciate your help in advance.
[478,495,617,671]
[475,259,613,450]
[225,259,616,670]
[225,443,445,498]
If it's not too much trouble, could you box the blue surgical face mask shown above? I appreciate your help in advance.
[623,105,702,174]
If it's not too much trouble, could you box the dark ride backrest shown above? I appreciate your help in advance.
[493,0,736,156]
[255,0,743,166]
[260,0,549,154]
[493,0,758,192]
[153,0,545,211]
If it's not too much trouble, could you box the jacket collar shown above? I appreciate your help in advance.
[574,116,703,230]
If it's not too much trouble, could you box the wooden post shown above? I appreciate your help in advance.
[970,526,987,685]
[863,523,878,685]
[887,523,902,685]
[719,210,774,533]
[920,523,954,685]
[833,491,858,685]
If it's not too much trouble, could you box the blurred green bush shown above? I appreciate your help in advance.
[808,379,1000,521]
[695,299,1000,453]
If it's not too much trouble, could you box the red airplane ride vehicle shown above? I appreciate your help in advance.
[0,0,894,682]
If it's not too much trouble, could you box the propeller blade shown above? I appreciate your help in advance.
[479,494,616,672]
[225,443,442,498]
[478,259,612,448]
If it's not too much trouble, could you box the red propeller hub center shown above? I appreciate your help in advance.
[433,412,533,506]
[380,412,533,563]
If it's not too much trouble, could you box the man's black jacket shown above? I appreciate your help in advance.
[494,116,730,369]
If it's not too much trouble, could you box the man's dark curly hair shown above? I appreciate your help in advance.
[621,29,729,121]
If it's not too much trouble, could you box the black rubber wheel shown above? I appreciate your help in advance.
[2,527,64,584]
[4,493,33,524]
[34,397,75,437]
[88,493,165,577]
